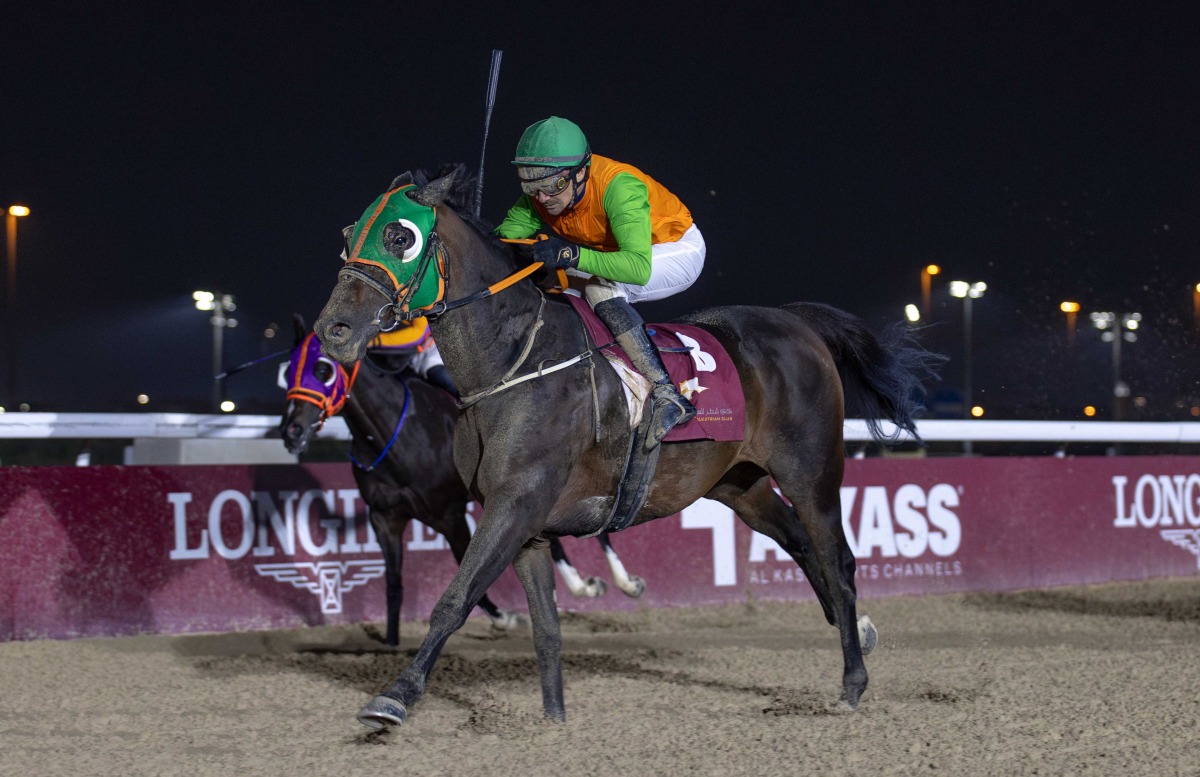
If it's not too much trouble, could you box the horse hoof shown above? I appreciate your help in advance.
[490,611,521,632]
[584,577,608,598]
[357,695,407,729]
[857,615,878,655]
[620,576,646,598]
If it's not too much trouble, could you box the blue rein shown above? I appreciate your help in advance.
[349,379,411,472]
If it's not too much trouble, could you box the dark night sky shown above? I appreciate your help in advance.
[3,3,1199,418]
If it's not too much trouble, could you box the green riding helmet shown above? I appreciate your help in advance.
[512,116,591,167]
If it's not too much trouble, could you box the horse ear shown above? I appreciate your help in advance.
[389,172,414,190]
[411,167,458,207]
[341,224,355,260]
[292,313,308,345]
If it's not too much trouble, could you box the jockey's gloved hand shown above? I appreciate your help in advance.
[511,240,537,263]
[533,236,580,270]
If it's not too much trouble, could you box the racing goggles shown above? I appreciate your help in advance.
[518,167,574,198]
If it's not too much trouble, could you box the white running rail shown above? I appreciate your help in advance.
[2,413,1200,444]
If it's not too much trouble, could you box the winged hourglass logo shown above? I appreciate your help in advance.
[254,560,387,613]
[1160,530,1200,569]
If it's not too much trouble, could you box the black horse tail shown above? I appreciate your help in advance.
[782,302,945,446]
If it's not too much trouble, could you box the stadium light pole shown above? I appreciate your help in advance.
[949,281,987,418]
[4,205,30,410]
[194,290,237,412]
[921,264,941,318]
[1060,301,1080,347]
[1089,311,1140,421]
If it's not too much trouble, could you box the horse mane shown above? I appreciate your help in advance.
[407,164,516,260]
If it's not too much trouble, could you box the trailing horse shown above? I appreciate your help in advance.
[313,165,941,726]
[278,316,642,643]
[278,315,517,643]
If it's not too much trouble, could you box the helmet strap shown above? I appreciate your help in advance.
[567,151,592,208]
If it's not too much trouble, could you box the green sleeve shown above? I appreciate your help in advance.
[577,173,652,285]
[494,195,545,239]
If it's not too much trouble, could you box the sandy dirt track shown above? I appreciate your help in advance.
[3,577,1199,777]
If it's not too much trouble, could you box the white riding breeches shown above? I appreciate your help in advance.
[410,341,444,377]
[571,223,706,304]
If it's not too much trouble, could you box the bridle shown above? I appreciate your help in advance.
[338,196,591,410]
[282,333,415,471]
[283,333,360,431]
[338,204,563,330]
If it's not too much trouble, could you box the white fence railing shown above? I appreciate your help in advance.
[2,413,1200,444]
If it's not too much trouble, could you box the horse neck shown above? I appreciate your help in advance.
[430,208,565,394]
[341,368,404,450]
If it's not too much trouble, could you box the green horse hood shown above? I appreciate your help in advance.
[345,183,441,311]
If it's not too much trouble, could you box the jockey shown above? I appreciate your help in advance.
[495,116,706,446]
[369,317,458,397]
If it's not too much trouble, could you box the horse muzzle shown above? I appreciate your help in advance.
[313,315,369,366]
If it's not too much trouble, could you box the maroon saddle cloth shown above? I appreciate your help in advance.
[565,294,745,442]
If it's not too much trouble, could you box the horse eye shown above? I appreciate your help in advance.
[382,219,424,262]
[384,222,416,257]
[314,361,335,385]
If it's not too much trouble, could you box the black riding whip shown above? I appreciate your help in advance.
[474,49,503,218]
[215,347,292,381]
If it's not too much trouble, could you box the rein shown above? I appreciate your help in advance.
[348,377,412,472]
[455,288,597,409]
[341,220,565,328]
[342,207,589,409]
[283,344,414,471]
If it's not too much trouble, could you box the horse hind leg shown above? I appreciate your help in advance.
[550,537,608,598]
[715,477,839,623]
[717,475,870,708]
[596,532,645,598]
[775,471,869,709]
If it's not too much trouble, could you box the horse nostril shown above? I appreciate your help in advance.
[323,322,349,342]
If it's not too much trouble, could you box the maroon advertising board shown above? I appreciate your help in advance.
[2,457,1198,641]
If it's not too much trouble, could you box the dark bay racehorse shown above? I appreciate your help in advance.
[314,166,941,726]
[278,316,517,644]
[279,316,641,642]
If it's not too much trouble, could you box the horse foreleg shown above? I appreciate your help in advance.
[596,533,645,598]
[551,537,607,598]
[367,509,406,647]
[357,515,532,729]
[441,505,520,631]
[513,536,565,721]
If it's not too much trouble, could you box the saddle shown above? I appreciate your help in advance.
[565,294,746,535]
[566,295,745,443]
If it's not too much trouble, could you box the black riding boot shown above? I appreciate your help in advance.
[593,297,696,447]
[424,364,459,398]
